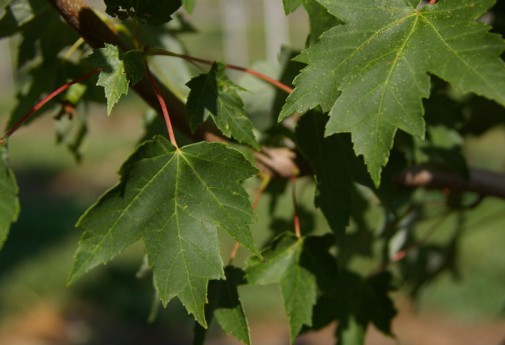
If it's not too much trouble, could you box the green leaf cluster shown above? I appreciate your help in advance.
[281,0,505,185]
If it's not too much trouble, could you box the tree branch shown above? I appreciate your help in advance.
[48,0,193,139]
[395,165,505,200]
[47,0,505,200]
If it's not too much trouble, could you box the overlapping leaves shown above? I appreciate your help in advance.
[281,0,505,185]
[194,266,251,345]
[295,111,352,242]
[86,44,145,114]
[68,136,259,327]
[186,62,259,149]
[246,233,317,343]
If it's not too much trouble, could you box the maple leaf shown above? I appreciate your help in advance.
[280,0,505,185]
[104,0,181,26]
[194,266,251,345]
[68,136,259,327]
[0,145,19,249]
[336,271,397,344]
[86,44,145,114]
[182,0,195,13]
[186,62,259,150]
[246,233,317,343]
[282,0,302,14]
[295,111,352,242]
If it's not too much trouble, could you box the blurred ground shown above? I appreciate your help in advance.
[0,299,504,345]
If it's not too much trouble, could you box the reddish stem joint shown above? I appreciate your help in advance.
[1,68,100,141]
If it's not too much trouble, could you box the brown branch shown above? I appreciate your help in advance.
[47,0,505,200]
[395,165,505,200]
[47,0,296,177]
[48,0,192,139]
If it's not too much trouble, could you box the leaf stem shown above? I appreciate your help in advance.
[1,67,100,142]
[146,47,293,94]
[144,63,179,148]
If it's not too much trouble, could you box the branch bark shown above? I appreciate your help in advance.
[47,0,505,199]
[395,166,505,200]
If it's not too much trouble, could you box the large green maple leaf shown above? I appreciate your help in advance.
[280,0,505,185]
[68,136,259,327]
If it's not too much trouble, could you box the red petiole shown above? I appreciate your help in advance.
[146,47,294,95]
[1,67,100,144]
[144,63,179,148]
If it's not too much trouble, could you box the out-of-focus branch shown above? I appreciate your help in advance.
[395,165,505,199]
[46,0,505,200]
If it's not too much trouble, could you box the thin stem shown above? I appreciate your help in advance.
[147,47,294,95]
[228,173,271,264]
[1,67,100,143]
[392,211,450,262]
[291,176,301,238]
[144,63,178,148]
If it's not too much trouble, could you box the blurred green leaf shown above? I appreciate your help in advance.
[0,146,19,249]
[296,111,352,243]
[247,233,317,343]
[194,266,251,345]
[282,0,302,14]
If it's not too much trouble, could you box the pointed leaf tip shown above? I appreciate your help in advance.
[69,137,259,325]
[283,0,505,185]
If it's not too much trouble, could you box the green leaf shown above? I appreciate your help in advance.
[186,62,259,150]
[104,0,182,26]
[182,0,196,13]
[283,0,302,14]
[295,111,352,243]
[86,44,145,114]
[336,270,397,345]
[0,145,19,249]
[301,0,341,45]
[280,0,505,185]
[194,266,251,345]
[68,136,259,327]
[246,233,317,343]
[0,0,79,66]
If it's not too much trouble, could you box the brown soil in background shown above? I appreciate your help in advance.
[1,300,504,345]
